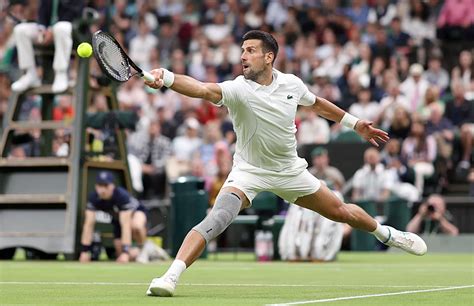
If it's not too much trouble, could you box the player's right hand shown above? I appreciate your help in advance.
[144,69,164,89]
[79,252,91,263]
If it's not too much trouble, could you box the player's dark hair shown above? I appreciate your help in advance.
[242,30,279,64]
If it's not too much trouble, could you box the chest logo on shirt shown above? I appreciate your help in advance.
[287,95,293,100]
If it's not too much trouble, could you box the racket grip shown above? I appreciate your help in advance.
[141,71,155,82]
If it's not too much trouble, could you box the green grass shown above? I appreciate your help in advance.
[1,252,473,305]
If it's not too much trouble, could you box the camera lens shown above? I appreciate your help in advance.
[427,204,435,212]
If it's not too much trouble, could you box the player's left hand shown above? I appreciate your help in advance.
[116,252,130,263]
[355,120,389,147]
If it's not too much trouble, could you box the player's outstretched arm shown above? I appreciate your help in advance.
[313,96,389,147]
[144,68,223,104]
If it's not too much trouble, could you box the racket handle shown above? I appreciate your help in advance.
[141,71,155,82]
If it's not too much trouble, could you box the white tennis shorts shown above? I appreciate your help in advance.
[222,163,321,204]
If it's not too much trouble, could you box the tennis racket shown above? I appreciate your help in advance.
[91,30,155,83]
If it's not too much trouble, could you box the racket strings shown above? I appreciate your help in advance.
[94,33,131,82]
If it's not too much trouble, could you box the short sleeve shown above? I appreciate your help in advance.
[114,187,134,211]
[217,77,243,108]
[121,197,141,211]
[86,201,96,211]
[86,193,97,211]
[296,77,316,106]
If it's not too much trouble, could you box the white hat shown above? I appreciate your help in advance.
[409,63,424,76]
[185,117,200,130]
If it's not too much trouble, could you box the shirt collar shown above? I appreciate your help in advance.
[273,68,286,85]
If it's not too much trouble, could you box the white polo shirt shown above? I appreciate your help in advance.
[352,164,393,200]
[217,69,316,174]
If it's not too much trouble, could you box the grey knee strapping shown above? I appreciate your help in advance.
[193,192,242,243]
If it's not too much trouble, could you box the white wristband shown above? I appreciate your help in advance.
[341,113,359,129]
[162,69,175,88]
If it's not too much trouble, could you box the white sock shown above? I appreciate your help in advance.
[371,221,391,243]
[164,259,186,279]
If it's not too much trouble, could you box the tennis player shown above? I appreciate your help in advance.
[144,30,427,297]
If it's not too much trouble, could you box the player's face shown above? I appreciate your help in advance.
[95,183,114,200]
[241,40,270,81]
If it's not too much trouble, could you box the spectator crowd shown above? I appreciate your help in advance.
[1,0,473,205]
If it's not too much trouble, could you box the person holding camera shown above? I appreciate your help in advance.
[406,194,459,236]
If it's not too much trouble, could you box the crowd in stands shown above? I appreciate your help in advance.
[1,0,473,206]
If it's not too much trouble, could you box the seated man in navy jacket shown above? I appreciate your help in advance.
[79,171,148,263]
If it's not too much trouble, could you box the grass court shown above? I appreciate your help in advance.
[1,252,472,305]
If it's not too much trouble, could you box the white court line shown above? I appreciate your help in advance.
[266,285,474,305]
[0,281,147,286]
[0,281,458,289]
[183,283,445,288]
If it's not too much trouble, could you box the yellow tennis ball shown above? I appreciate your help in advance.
[77,42,93,58]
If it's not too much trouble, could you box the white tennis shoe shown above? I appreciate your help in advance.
[51,71,69,93]
[146,274,177,297]
[11,73,40,92]
[383,226,427,256]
